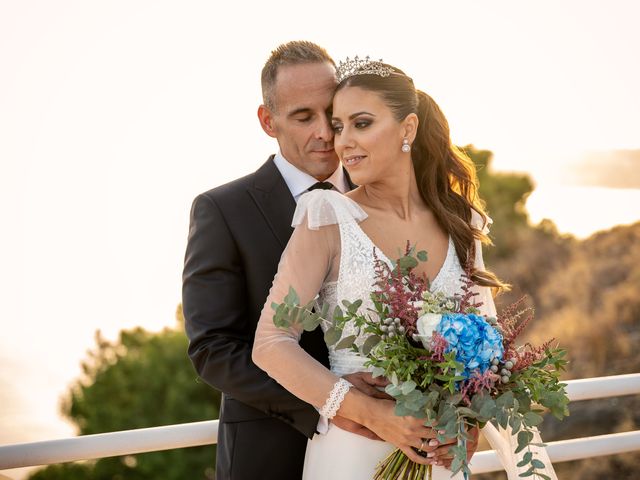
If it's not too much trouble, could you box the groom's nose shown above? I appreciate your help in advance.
[314,115,333,142]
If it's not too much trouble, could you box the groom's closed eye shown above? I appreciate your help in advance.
[288,107,315,123]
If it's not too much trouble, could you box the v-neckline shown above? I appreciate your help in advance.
[353,221,453,287]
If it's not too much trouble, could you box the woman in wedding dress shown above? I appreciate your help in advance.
[253,59,556,479]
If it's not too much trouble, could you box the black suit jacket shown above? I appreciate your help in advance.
[183,157,348,479]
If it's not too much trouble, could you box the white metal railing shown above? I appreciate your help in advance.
[1,373,639,472]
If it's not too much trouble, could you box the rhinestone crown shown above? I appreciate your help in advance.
[336,55,395,83]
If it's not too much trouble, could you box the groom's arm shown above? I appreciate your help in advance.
[182,192,320,438]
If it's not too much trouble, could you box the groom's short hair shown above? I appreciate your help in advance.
[261,41,335,111]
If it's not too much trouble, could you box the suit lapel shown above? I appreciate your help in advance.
[248,156,297,249]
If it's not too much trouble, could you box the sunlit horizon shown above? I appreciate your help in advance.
[1,1,639,478]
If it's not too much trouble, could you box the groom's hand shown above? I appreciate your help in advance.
[343,372,392,400]
[331,415,381,440]
[466,426,480,461]
[329,372,392,441]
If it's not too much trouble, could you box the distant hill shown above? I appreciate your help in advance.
[482,221,640,480]
[562,149,640,189]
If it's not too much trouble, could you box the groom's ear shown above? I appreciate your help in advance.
[258,105,278,138]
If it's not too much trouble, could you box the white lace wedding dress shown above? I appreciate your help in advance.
[253,190,557,480]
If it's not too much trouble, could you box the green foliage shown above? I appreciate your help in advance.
[27,463,92,480]
[462,145,536,261]
[28,306,219,480]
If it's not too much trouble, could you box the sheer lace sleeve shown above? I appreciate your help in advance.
[471,209,497,318]
[252,190,364,410]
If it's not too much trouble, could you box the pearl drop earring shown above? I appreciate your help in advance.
[401,138,411,153]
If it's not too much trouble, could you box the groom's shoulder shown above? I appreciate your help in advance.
[196,156,277,205]
[198,172,254,203]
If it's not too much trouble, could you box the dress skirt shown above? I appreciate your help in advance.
[303,423,464,480]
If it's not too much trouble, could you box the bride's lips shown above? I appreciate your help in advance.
[342,154,367,167]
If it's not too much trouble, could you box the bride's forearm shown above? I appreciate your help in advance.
[252,339,341,409]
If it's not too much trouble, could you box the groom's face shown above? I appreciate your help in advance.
[260,62,339,181]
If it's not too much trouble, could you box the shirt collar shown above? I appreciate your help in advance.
[273,151,348,202]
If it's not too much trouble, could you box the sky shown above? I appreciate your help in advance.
[0,1,639,477]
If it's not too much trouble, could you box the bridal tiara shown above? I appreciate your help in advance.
[336,55,395,83]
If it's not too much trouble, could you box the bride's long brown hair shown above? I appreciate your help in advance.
[336,65,508,292]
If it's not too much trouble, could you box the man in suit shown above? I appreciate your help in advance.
[182,41,386,480]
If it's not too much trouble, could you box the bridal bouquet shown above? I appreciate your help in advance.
[273,244,569,480]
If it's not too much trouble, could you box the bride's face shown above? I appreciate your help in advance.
[331,86,408,186]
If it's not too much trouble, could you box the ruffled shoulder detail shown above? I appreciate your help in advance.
[292,190,368,230]
[471,208,493,235]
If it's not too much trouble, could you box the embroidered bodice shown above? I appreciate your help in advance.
[305,191,467,376]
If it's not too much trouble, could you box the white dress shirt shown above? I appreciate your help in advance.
[273,151,349,202]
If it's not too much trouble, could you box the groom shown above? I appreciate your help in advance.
[182,41,388,480]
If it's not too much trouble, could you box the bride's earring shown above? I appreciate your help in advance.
[401,138,411,153]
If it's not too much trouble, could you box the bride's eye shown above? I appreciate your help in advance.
[355,119,371,129]
[332,123,343,134]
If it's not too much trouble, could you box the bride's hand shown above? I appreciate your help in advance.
[429,425,479,469]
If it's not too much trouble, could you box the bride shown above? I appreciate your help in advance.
[253,58,556,479]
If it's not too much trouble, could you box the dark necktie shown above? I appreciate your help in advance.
[308,181,334,191]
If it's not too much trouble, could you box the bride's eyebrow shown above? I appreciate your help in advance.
[332,111,376,122]
[348,111,375,119]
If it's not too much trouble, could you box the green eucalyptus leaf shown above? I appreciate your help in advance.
[362,335,381,355]
[496,408,509,429]
[284,286,300,306]
[519,466,535,477]
[335,334,357,350]
[531,459,545,469]
[400,380,417,395]
[479,397,496,419]
[398,256,418,270]
[349,299,363,314]
[496,391,514,409]
[451,456,463,474]
[301,311,321,331]
[457,407,479,418]
[385,383,402,397]
[324,327,342,346]
[509,415,522,432]
[516,451,533,467]
[417,250,428,262]
[524,411,544,427]
[515,430,535,455]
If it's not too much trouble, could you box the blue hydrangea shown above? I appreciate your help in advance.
[436,313,504,378]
